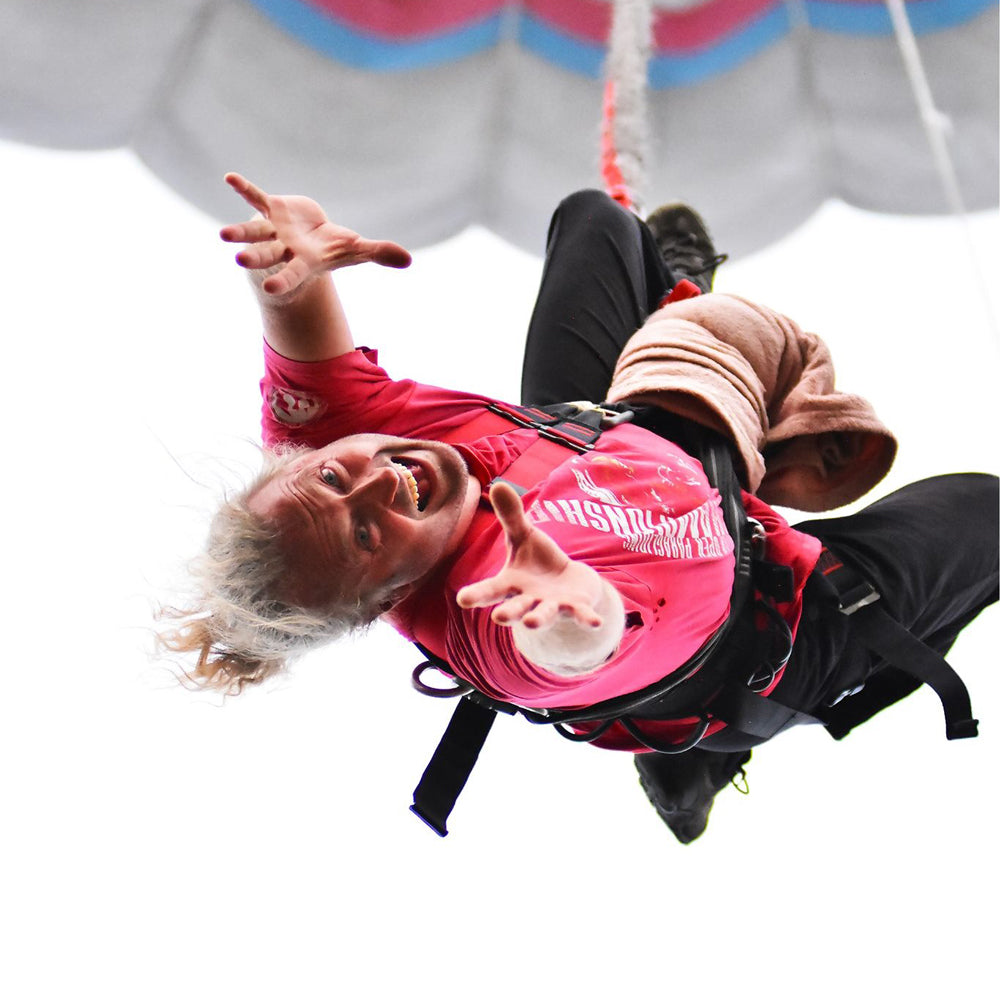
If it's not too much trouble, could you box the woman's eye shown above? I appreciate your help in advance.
[320,468,340,488]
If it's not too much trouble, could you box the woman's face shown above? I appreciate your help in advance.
[249,434,481,609]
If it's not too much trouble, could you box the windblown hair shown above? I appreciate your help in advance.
[158,446,382,694]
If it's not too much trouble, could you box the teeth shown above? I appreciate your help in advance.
[393,460,420,507]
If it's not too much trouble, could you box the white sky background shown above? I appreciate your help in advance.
[1,136,997,998]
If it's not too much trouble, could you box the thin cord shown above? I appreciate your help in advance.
[885,0,999,345]
[885,0,964,217]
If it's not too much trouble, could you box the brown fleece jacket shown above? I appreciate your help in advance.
[606,293,897,512]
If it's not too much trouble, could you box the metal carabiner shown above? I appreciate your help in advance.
[566,400,635,428]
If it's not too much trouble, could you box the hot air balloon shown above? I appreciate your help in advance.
[1,0,995,257]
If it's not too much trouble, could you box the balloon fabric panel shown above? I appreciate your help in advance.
[0,0,995,256]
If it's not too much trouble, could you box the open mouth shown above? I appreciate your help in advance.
[391,458,431,512]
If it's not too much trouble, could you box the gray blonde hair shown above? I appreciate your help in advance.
[159,447,382,693]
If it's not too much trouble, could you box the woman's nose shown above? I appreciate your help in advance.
[353,465,399,506]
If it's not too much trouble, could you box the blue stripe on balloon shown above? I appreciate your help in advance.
[518,9,791,87]
[806,0,994,35]
[515,13,603,77]
[246,0,504,71]
[245,0,995,78]
[519,0,995,87]
[649,7,790,88]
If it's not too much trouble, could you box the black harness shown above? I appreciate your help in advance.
[408,404,978,836]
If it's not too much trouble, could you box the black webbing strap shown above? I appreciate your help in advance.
[846,607,978,739]
[410,698,500,837]
[707,684,822,742]
[817,549,978,740]
[485,401,609,451]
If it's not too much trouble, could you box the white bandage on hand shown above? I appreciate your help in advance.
[512,581,626,676]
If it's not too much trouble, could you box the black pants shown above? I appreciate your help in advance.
[521,189,676,407]
[778,474,999,726]
[520,189,999,743]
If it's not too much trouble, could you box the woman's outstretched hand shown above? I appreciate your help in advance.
[456,482,625,673]
[220,172,411,296]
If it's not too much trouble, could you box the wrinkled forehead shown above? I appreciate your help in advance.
[249,450,313,518]
[247,453,362,610]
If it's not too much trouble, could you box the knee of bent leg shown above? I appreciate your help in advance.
[554,189,629,227]
[548,189,636,249]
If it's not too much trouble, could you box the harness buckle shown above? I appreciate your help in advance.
[828,683,866,707]
[817,546,881,615]
[565,401,635,428]
[597,406,635,428]
[837,582,881,615]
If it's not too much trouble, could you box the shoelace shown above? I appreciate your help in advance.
[692,252,729,276]
[659,233,728,276]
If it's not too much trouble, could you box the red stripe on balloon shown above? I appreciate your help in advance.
[282,0,915,50]
[652,0,782,50]
[529,0,915,52]
[301,0,505,38]
[524,0,611,43]
[527,0,781,50]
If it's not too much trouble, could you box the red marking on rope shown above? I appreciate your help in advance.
[601,79,633,210]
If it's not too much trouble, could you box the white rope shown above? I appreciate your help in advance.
[884,0,998,344]
[884,0,965,217]
[605,0,655,214]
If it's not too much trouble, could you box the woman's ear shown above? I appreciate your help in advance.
[377,582,416,615]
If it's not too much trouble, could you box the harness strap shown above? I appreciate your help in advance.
[707,685,822,742]
[816,548,978,740]
[455,401,607,453]
[410,697,500,837]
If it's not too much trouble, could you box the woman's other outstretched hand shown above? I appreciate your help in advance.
[456,482,625,674]
[220,172,411,297]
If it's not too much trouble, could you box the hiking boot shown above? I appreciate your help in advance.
[645,203,728,294]
[634,747,750,844]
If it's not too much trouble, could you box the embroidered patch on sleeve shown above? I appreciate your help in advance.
[267,386,326,425]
